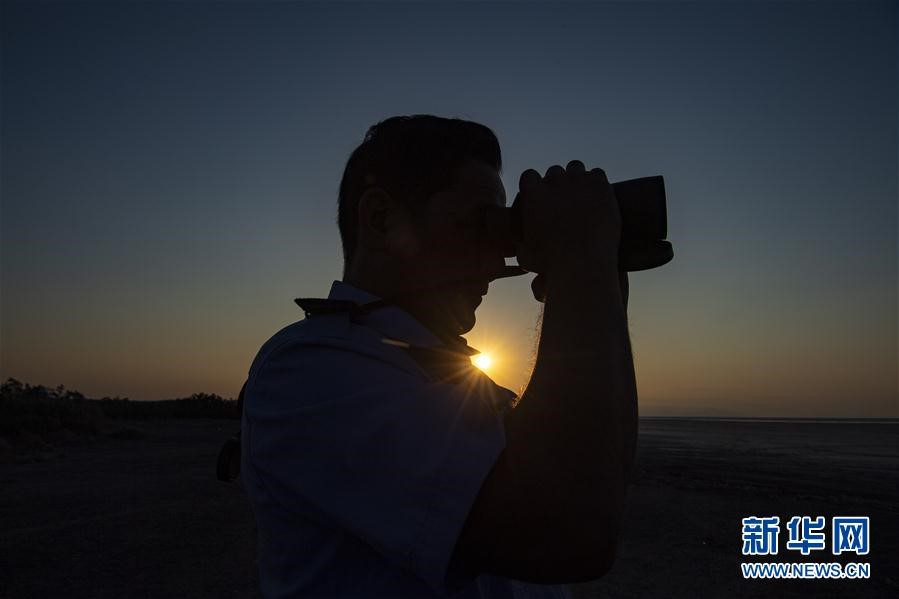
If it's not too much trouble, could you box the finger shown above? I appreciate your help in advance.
[587,166,611,196]
[544,164,565,185]
[566,160,586,176]
[515,243,541,274]
[587,167,609,184]
[519,169,542,192]
[619,270,629,306]
[531,274,547,303]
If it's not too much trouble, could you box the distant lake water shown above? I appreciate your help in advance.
[642,417,899,425]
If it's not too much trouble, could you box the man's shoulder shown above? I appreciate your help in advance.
[255,314,350,355]
[248,315,426,384]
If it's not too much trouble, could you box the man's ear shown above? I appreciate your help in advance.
[357,187,421,257]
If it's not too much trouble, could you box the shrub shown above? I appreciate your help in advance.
[0,378,240,446]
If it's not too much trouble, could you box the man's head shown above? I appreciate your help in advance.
[337,115,506,341]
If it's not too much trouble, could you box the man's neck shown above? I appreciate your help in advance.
[341,277,466,350]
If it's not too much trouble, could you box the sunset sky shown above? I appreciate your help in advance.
[1,1,896,417]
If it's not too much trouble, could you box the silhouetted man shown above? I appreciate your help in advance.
[241,115,637,598]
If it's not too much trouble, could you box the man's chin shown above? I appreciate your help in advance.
[458,294,483,332]
[453,307,478,335]
[455,317,475,335]
[432,290,470,333]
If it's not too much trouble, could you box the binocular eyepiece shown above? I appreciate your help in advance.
[482,175,674,273]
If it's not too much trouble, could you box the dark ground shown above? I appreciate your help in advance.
[1,419,896,598]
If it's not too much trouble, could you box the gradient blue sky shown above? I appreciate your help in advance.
[2,0,896,416]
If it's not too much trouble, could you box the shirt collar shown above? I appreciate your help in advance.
[327,280,444,348]
[327,280,479,356]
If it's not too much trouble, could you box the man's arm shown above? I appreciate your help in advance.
[451,166,638,584]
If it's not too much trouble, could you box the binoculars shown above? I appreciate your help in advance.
[482,175,674,273]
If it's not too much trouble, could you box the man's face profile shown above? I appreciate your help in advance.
[409,160,507,335]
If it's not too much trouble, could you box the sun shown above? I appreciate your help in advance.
[472,353,493,372]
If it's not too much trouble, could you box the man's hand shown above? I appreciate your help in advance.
[515,161,622,277]
[516,161,625,305]
[619,269,629,308]
[530,269,629,309]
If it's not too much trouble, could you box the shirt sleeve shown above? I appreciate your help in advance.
[244,341,508,595]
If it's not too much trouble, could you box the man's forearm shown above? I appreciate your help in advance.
[507,262,639,505]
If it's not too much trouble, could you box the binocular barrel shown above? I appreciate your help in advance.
[483,175,674,272]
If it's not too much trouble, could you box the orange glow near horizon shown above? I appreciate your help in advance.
[472,353,493,372]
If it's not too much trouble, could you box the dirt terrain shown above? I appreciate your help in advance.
[2,418,896,598]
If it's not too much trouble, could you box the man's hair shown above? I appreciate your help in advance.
[337,114,502,270]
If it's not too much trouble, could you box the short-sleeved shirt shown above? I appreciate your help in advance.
[241,280,572,599]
